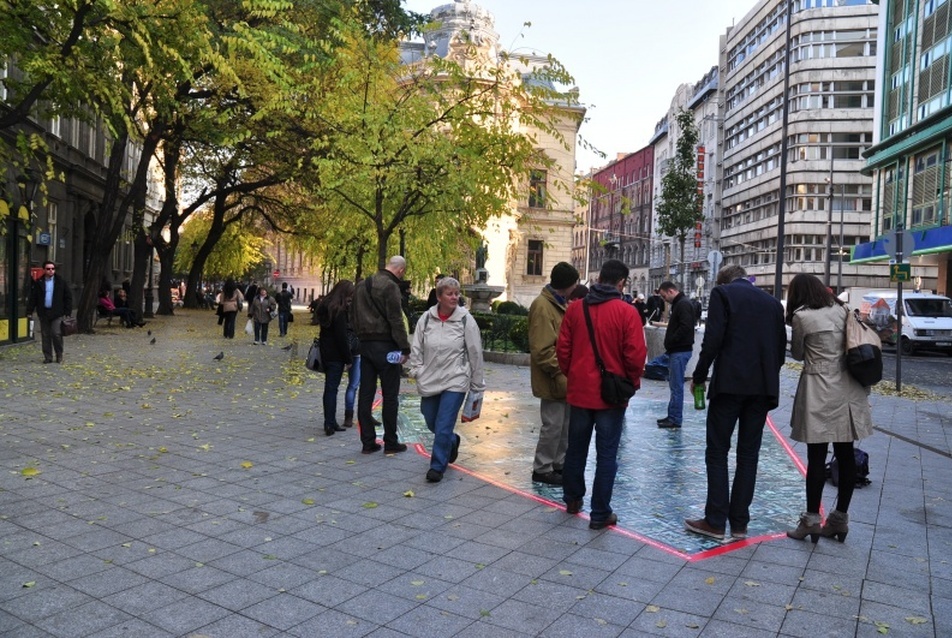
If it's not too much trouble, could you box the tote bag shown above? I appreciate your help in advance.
[844,308,882,386]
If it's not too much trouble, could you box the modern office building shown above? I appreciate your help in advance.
[857,0,952,295]
[718,0,885,296]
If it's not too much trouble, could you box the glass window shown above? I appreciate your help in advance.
[527,240,544,276]
[528,170,546,208]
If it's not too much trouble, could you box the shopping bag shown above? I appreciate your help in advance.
[244,319,254,335]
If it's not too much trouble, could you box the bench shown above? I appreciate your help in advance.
[94,305,115,327]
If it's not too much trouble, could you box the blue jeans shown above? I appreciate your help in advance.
[666,351,693,425]
[278,311,290,337]
[703,393,772,530]
[344,355,360,412]
[562,405,626,524]
[420,391,466,473]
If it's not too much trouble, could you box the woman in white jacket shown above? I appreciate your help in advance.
[407,276,485,483]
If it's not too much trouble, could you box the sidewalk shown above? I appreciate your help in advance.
[0,311,948,637]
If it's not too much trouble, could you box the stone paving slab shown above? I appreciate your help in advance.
[0,310,948,637]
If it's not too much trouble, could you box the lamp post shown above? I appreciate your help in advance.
[836,183,845,295]
[823,172,834,288]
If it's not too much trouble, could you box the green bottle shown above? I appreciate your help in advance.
[693,384,705,410]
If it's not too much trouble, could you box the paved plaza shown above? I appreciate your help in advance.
[0,310,949,637]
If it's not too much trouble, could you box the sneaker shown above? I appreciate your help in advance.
[657,418,681,429]
[384,443,408,453]
[252,341,260,345]
[448,434,461,464]
[684,518,725,540]
[589,513,618,530]
[531,471,563,486]
[426,469,443,483]
[361,443,382,454]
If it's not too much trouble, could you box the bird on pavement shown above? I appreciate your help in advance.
[150,337,156,345]
[147,330,152,336]
[213,352,224,360]
[281,344,293,351]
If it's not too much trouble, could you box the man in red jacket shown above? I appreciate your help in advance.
[557,259,646,530]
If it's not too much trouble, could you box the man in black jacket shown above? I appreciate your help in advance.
[351,256,411,454]
[28,261,73,364]
[657,281,696,429]
[684,264,786,541]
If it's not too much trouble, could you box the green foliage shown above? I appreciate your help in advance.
[507,316,529,352]
[656,108,703,242]
[468,312,528,353]
[495,300,529,316]
[177,212,270,279]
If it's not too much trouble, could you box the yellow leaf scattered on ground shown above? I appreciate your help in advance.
[22,581,36,588]
[559,569,573,576]
[240,461,253,469]
[362,502,378,509]
[403,490,414,497]
[744,580,761,587]
[705,576,716,585]
[905,617,928,625]
[302,498,315,505]
[20,467,40,477]
[645,605,660,613]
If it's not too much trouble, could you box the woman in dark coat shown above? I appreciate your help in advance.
[317,280,359,436]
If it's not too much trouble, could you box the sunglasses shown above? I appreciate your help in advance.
[44,267,56,271]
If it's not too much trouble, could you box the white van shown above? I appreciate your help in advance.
[857,290,952,356]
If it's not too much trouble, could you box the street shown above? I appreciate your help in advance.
[880,345,952,396]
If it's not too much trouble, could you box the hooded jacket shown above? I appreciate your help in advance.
[663,292,696,354]
[406,305,485,397]
[557,283,647,410]
[528,285,569,400]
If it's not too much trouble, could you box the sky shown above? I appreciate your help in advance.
[402,0,760,173]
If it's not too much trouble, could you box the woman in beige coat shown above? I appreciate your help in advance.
[786,274,873,543]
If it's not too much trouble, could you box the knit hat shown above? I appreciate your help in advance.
[550,262,579,290]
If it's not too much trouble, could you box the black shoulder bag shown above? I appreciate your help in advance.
[582,300,636,405]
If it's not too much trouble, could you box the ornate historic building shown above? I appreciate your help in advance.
[401,1,585,306]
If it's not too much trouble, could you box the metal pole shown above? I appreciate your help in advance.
[836,184,845,294]
[895,225,903,394]
[773,0,794,300]
[824,162,834,287]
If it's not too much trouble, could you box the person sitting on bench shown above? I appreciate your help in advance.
[98,290,135,328]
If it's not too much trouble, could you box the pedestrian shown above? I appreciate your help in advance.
[691,295,703,326]
[406,276,485,483]
[28,260,73,364]
[275,282,294,337]
[684,264,787,541]
[316,280,359,436]
[216,279,244,339]
[785,273,873,543]
[557,259,646,530]
[528,262,579,486]
[645,288,664,323]
[633,293,648,325]
[656,281,696,429]
[249,287,276,345]
[350,255,411,454]
[425,274,445,309]
[244,281,259,304]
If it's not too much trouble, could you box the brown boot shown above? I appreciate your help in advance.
[820,510,849,542]
[787,512,821,543]
[343,410,354,428]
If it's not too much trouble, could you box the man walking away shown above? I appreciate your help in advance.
[557,259,646,530]
[684,264,786,541]
[28,261,73,364]
[351,256,411,454]
[528,262,579,486]
[276,282,294,337]
[657,281,696,429]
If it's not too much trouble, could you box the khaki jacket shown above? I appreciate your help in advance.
[789,304,873,443]
[528,286,568,400]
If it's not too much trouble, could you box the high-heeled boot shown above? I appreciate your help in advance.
[343,410,354,428]
[787,512,822,543]
[820,509,849,542]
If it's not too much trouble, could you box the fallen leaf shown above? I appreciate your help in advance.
[411,580,425,586]
[905,617,928,625]
[21,467,40,477]
[302,498,315,505]
[744,580,761,587]
[240,461,253,469]
[362,502,378,509]
[705,576,716,585]
[656,620,667,628]
[22,581,36,588]
[403,490,415,498]
[559,569,573,576]
[645,605,660,613]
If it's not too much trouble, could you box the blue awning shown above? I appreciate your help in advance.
[852,225,952,262]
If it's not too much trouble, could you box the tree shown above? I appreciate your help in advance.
[656,108,703,290]
[307,28,580,277]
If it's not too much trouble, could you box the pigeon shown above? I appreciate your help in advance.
[280,344,293,351]
[147,330,152,336]
[150,337,156,345]
[213,352,224,360]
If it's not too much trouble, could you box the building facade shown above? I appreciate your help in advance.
[402,1,584,307]
[858,0,952,295]
[718,0,885,297]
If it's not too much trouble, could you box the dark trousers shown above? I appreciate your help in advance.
[806,441,856,513]
[703,393,773,530]
[38,314,64,361]
[357,340,402,447]
[278,311,290,337]
[222,311,238,338]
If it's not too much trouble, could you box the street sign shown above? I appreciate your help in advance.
[707,250,723,275]
[882,229,915,262]
[890,262,911,282]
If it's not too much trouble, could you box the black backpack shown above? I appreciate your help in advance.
[826,448,871,487]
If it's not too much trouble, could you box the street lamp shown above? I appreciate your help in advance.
[836,183,845,295]
[824,173,834,288]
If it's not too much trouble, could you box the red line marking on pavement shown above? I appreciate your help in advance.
[408,414,804,561]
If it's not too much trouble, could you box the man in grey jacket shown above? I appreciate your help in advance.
[351,256,411,454]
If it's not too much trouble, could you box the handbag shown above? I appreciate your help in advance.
[844,307,883,386]
[61,316,78,337]
[582,300,636,405]
[305,338,324,372]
